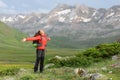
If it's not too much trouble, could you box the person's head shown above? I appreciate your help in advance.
[39,29,45,35]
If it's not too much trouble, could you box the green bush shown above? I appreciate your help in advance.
[48,42,120,67]
[96,42,120,57]
[83,48,102,58]
[48,56,93,67]
[48,57,63,67]
[82,42,120,59]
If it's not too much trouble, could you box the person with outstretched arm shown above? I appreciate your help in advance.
[22,29,51,73]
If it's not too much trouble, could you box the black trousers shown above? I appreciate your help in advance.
[34,49,45,73]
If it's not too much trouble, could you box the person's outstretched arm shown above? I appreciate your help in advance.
[22,36,41,42]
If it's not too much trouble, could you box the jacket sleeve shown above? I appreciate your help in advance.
[26,36,41,41]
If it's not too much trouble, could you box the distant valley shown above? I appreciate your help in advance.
[0,4,120,48]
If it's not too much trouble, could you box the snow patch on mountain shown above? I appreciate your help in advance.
[18,15,26,19]
[58,17,65,22]
[56,9,71,15]
[1,17,13,22]
[70,16,91,22]
[92,11,97,17]
[106,12,115,18]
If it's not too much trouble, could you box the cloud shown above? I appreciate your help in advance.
[0,0,7,8]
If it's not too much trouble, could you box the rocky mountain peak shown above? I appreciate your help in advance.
[0,4,120,42]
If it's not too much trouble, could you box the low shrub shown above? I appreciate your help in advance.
[48,56,93,67]
[82,48,102,58]
[48,42,120,67]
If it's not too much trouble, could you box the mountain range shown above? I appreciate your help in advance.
[0,4,120,48]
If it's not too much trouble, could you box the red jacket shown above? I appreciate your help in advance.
[26,34,50,50]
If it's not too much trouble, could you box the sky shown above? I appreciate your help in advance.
[0,0,120,14]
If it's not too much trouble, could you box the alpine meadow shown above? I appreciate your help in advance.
[0,21,120,80]
[0,2,120,80]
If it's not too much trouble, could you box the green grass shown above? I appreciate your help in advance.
[0,21,120,80]
[0,48,82,63]
[0,46,119,80]
[0,21,34,62]
[0,21,82,62]
[0,21,31,49]
[87,58,120,80]
[0,58,119,80]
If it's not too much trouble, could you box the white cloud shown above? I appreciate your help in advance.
[0,0,17,14]
[0,0,7,8]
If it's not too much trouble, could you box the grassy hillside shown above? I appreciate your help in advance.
[0,21,30,49]
[0,21,35,62]
[48,35,120,49]
[0,22,81,63]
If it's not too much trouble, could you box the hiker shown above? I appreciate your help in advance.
[32,30,41,47]
[22,29,51,73]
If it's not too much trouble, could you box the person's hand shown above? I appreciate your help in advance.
[22,38,26,42]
